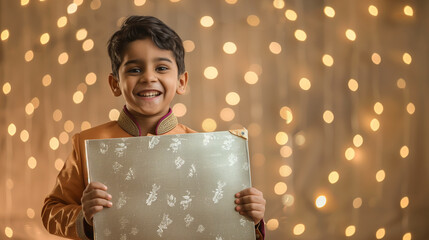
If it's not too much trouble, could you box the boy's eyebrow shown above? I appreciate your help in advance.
[123,57,173,66]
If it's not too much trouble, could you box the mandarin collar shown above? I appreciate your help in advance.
[117,106,178,136]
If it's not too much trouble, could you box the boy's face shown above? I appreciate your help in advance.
[109,39,187,119]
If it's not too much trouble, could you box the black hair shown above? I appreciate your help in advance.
[107,16,185,78]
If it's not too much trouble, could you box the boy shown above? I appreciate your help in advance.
[42,16,265,239]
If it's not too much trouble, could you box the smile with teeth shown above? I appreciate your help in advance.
[137,91,162,97]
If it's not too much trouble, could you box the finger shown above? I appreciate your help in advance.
[82,189,112,203]
[235,202,265,212]
[235,187,262,198]
[84,182,108,193]
[235,195,266,205]
[83,198,113,219]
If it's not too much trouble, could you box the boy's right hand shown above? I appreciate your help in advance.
[81,182,112,226]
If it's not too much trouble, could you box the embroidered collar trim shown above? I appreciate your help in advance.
[117,106,178,136]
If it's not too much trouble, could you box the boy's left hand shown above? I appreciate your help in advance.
[234,187,266,225]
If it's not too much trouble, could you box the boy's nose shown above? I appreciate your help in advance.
[140,70,158,83]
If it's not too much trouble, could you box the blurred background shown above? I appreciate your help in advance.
[1,0,428,239]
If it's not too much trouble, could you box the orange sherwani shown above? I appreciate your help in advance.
[41,107,265,239]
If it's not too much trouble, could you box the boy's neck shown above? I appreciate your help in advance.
[120,106,177,136]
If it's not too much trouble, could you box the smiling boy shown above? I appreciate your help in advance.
[42,16,265,239]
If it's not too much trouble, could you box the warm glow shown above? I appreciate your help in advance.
[81,121,91,131]
[280,106,293,124]
[328,171,339,184]
[372,53,381,65]
[74,0,84,6]
[397,78,406,89]
[374,102,384,115]
[28,157,37,169]
[219,108,235,122]
[58,52,69,65]
[348,79,359,91]
[370,118,380,131]
[294,132,305,146]
[73,91,84,104]
[273,0,285,9]
[266,219,279,231]
[285,9,297,21]
[83,39,94,51]
[59,131,69,144]
[85,72,97,85]
[76,28,88,41]
[25,103,35,115]
[323,110,334,123]
[400,196,409,208]
[57,16,68,28]
[200,16,214,27]
[64,120,75,133]
[225,92,240,106]
[109,109,120,121]
[403,53,412,64]
[324,6,335,18]
[32,97,40,109]
[25,50,34,62]
[27,208,35,219]
[40,33,50,45]
[369,5,379,16]
[322,54,334,67]
[90,0,102,10]
[280,146,293,158]
[50,137,60,150]
[274,182,287,195]
[53,109,63,122]
[299,77,311,90]
[67,3,78,14]
[376,170,386,182]
[5,227,13,238]
[269,42,282,54]
[275,132,288,145]
[353,197,362,208]
[400,145,409,158]
[353,134,363,147]
[293,224,305,235]
[42,74,52,86]
[403,232,412,240]
[294,29,307,41]
[55,158,65,171]
[345,225,356,237]
[223,42,237,54]
[244,71,258,84]
[282,194,294,207]
[406,102,415,115]
[8,123,16,136]
[345,147,355,160]
[183,40,195,52]
[315,195,327,208]
[77,83,88,94]
[345,29,356,41]
[404,6,414,16]
[376,228,385,239]
[204,66,218,79]
[173,103,187,117]
[134,0,146,6]
[21,0,29,6]
[279,165,292,177]
[202,118,217,132]
[3,82,11,95]
[1,29,10,41]
[20,130,29,142]
[247,15,260,26]
[225,0,238,4]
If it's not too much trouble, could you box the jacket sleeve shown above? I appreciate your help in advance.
[255,220,265,239]
[41,133,91,239]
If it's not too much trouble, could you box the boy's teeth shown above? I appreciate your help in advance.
[139,92,161,97]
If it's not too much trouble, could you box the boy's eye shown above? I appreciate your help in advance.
[128,68,141,73]
[156,66,169,72]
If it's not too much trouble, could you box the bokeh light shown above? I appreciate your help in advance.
[58,52,69,65]
[376,228,385,239]
[173,103,187,117]
[323,110,334,123]
[183,40,195,52]
[400,145,409,158]
[403,53,412,64]
[328,171,339,184]
[269,42,282,54]
[348,79,359,91]
[134,0,146,6]
[204,66,218,79]
[370,118,380,131]
[109,109,120,121]
[25,50,34,62]
[202,118,217,132]
[244,71,259,84]
[280,106,293,124]
[73,91,84,104]
[315,195,327,208]
[279,165,292,177]
[274,182,287,195]
[353,134,363,147]
[285,9,297,21]
[273,0,285,9]
[322,54,334,67]
[324,6,335,18]
[372,53,381,65]
[200,16,214,27]
[223,42,237,54]
[376,170,386,182]
[225,92,240,106]
[299,77,311,90]
[404,6,414,16]
[40,33,50,45]
[219,108,235,122]
[82,39,94,51]
[28,157,37,169]
[369,5,379,16]
[295,29,307,41]
[293,224,305,235]
[57,16,68,28]
[267,219,279,231]
[400,196,409,208]
[345,225,356,237]
[345,29,356,41]
[3,82,11,95]
[247,15,260,26]
[1,29,10,41]
[374,102,384,115]
[353,197,362,208]
[280,145,293,158]
[406,103,415,115]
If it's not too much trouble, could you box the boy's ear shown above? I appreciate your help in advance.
[109,74,122,97]
[176,71,188,95]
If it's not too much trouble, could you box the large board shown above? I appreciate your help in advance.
[85,129,255,240]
